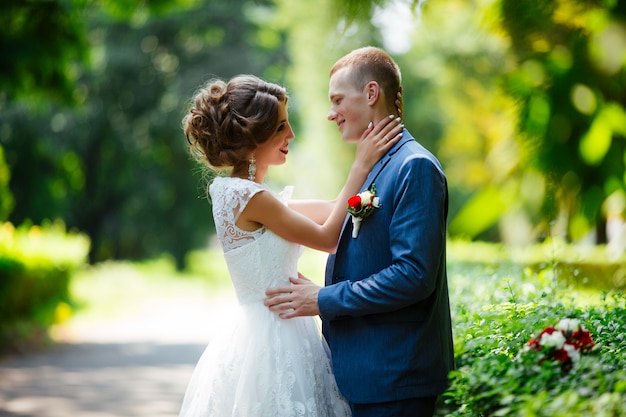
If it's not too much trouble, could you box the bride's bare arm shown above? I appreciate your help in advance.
[288,199,336,225]
[240,116,403,252]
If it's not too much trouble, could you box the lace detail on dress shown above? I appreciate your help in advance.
[178,177,351,417]
[209,177,267,252]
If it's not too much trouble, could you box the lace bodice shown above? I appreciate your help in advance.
[209,177,302,304]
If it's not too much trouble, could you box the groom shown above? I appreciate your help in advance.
[265,46,454,417]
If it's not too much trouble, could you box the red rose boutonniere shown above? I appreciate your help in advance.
[347,184,381,238]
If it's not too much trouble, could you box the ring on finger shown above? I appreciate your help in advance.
[383,135,389,142]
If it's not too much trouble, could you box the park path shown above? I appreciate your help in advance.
[0,293,238,417]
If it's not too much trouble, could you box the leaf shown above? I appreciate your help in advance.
[449,187,507,238]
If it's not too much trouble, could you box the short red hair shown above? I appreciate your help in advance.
[330,46,401,111]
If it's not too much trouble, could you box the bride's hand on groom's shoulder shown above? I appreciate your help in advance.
[264,273,321,319]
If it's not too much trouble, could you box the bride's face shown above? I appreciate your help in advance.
[255,104,295,168]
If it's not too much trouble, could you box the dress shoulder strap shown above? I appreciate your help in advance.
[209,177,266,252]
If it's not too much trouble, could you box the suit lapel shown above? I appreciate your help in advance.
[327,130,413,281]
[336,130,413,243]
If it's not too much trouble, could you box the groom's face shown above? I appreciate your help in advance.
[327,67,371,144]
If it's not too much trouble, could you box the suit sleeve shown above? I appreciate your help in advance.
[318,154,448,320]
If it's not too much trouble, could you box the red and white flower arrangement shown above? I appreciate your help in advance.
[523,318,595,371]
[347,184,381,238]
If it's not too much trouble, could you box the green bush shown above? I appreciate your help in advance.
[446,294,626,416]
[0,221,89,353]
[444,239,626,416]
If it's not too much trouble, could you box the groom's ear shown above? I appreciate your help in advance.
[365,81,381,105]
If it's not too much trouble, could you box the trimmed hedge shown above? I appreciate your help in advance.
[0,221,89,353]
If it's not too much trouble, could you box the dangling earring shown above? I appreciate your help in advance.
[248,156,256,181]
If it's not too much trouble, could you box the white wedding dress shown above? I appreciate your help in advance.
[178,177,351,417]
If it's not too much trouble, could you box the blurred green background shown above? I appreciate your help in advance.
[2,3,626,413]
[2,0,626,265]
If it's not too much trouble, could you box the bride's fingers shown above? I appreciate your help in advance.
[363,115,401,142]
[377,132,402,150]
[355,115,403,166]
[362,115,393,139]
[374,117,403,146]
[373,114,397,134]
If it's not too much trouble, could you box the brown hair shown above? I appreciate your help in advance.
[182,75,288,170]
[330,46,401,112]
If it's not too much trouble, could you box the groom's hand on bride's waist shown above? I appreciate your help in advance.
[264,273,321,319]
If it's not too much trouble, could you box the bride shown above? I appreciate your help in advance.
[179,74,402,417]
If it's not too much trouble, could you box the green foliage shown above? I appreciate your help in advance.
[337,0,626,245]
[1,0,288,265]
[389,0,520,241]
[446,293,626,416]
[0,221,90,352]
[444,240,626,416]
[330,0,425,24]
[0,0,195,105]
[4,0,626,265]
[0,0,88,105]
[499,0,626,241]
[0,146,14,221]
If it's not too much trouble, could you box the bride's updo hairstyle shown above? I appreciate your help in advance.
[183,75,288,170]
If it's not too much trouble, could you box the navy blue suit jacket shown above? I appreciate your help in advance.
[318,129,454,404]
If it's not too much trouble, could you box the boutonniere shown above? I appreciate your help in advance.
[347,184,381,238]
